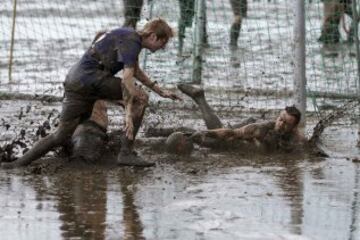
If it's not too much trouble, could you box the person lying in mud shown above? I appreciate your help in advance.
[163,84,313,154]
[1,18,182,169]
[168,85,358,155]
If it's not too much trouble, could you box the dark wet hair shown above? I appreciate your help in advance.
[285,105,301,125]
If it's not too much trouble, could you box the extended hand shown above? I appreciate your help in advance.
[160,90,183,101]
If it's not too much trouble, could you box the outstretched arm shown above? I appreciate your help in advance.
[134,63,182,100]
[191,128,237,144]
[191,123,270,144]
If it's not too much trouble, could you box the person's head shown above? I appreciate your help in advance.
[275,105,301,134]
[139,18,174,52]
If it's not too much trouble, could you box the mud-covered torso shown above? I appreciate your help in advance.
[65,28,141,90]
[260,121,301,152]
[202,121,301,153]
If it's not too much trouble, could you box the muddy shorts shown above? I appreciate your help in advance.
[61,67,123,122]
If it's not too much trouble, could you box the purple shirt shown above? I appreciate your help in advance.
[92,27,142,71]
[76,27,142,86]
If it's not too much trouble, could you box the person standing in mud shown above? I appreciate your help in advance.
[1,18,181,169]
[318,0,355,44]
[230,0,247,47]
[178,0,209,56]
[123,0,144,29]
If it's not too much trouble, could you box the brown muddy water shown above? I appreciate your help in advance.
[0,100,360,240]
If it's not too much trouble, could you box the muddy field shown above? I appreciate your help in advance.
[1,0,360,239]
[0,99,359,240]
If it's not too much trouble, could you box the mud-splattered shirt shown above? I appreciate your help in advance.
[75,27,142,86]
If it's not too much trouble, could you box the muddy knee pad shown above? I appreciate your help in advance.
[71,121,108,163]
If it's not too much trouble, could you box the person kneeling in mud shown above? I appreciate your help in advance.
[2,18,181,169]
[164,84,306,154]
[70,84,151,163]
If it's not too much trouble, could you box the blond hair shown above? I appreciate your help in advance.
[139,18,174,41]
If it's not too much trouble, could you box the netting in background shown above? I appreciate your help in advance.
[0,0,359,130]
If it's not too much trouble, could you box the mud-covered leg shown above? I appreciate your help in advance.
[1,119,80,168]
[117,89,154,167]
[201,3,209,47]
[178,0,195,56]
[344,0,355,42]
[229,0,246,47]
[240,0,248,18]
[123,0,144,29]
[230,16,242,47]
[348,20,355,43]
[190,130,228,149]
[319,0,343,44]
[178,20,186,56]
[178,84,223,129]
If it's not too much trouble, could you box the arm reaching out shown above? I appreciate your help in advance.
[191,123,271,144]
[134,63,182,101]
[191,128,237,144]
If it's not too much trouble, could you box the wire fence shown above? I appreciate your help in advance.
[0,0,359,121]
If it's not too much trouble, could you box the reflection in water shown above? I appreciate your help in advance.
[118,170,145,240]
[50,169,145,240]
[273,158,304,235]
[350,164,360,240]
[54,172,107,240]
[1,151,360,239]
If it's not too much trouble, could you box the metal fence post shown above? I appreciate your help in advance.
[142,0,154,71]
[192,0,205,84]
[352,0,360,147]
[293,0,306,130]
[9,0,17,84]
